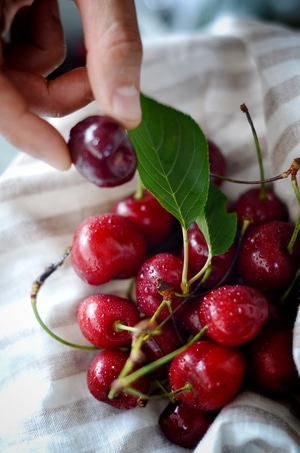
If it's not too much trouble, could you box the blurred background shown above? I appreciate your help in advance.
[1,0,300,173]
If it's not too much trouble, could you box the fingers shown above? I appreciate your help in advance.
[0,67,72,170]
[75,0,143,130]
[4,0,65,76]
[6,67,93,116]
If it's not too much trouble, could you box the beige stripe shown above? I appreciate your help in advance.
[256,46,300,70]
[273,119,300,170]
[264,74,300,120]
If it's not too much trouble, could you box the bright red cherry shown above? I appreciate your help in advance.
[169,339,246,411]
[77,294,141,349]
[68,115,137,187]
[71,213,147,285]
[112,189,175,250]
[135,253,184,321]
[87,349,151,409]
[198,284,269,346]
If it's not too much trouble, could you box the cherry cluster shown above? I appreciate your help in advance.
[33,114,300,450]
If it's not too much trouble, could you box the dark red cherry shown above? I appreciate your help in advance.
[245,319,299,394]
[68,115,137,187]
[112,189,175,250]
[235,187,289,227]
[71,213,147,285]
[238,221,300,292]
[87,349,150,409]
[198,284,269,346]
[169,339,246,411]
[208,140,227,186]
[77,294,141,348]
[187,222,236,289]
[159,400,215,449]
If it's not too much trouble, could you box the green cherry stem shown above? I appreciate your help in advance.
[181,225,190,295]
[30,248,98,351]
[108,326,208,399]
[134,172,145,200]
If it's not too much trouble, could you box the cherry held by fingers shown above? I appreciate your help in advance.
[68,116,137,187]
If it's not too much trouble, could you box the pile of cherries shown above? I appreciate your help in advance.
[40,114,300,450]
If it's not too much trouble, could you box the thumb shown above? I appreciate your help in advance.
[75,0,143,129]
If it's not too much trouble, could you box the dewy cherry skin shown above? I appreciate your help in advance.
[238,220,300,292]
[71,213,147,285]
[198,284,269,347]
[169,339,246,411]
[87,349,151,410]
[77,294,141,349]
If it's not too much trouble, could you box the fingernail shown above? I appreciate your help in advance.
[112,86,141,124]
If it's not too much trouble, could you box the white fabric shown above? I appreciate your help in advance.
[0,16,300,453]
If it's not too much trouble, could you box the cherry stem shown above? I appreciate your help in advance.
[188,252,213,288]
[30,247,98,351]
[108,326,208,399]
[125,382,192,401]
[240,103,266,200]
[209,170,290,186]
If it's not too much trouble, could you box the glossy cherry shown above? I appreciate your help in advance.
[77,294,141,349]
[71,213,147,285]
[68,115,137,187]
[135,252,184,321]
[87,349,150,409]
[198,284,269,346]
[112,189,175,250]
[235,187,289,227]
[159,400,215,449]
[238,220,300,292]
[169,339,246,411]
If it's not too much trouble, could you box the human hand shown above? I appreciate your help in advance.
[0,0,142,170]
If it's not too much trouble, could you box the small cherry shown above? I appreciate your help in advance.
[77,294,141,349]
[208,140,227,186]
[87,349,151,409]
[159,400,216,449]
[135,252,184,321]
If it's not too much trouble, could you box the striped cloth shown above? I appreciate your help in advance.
[0,16,299,453]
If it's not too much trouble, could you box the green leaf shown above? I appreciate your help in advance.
[128,94,209,230]
[196,183,237,256]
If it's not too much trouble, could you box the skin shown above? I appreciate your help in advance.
[0,0,142,169]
